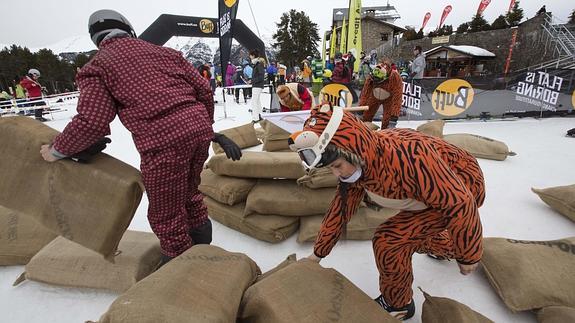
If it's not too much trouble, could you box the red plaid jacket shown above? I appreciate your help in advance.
[53,36,214,155]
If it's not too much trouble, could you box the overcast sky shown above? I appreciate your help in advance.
[1,0,572,48]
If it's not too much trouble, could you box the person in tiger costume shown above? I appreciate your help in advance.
[288,105,485,321]
[359,61,403,128]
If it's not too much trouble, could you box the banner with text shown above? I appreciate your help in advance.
[218,0,240,75]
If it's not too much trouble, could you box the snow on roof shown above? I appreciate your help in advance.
[426,45,496,57]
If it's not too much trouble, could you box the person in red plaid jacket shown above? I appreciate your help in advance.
[40,9,241,266]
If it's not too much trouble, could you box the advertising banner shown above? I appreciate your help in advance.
[218,0,240,76]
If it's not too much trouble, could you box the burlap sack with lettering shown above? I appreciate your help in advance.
[416,120,445,138]
[298,207,399,242]
[481,237,575,311]
[98,245,260,323]
[17,231,161,292]
[204,197,299,243]
[245,179,336,217]
[0,117,144,260]
[212,123,261,154]
[421,290,494,323]
[238,260,399,323]
[532,185,575,222]
[207,151,305,179]
[0,205,57,265]
[537,306,575,323]
[297,167,339,189]
[199,169,256,206]
[443,133,515,161]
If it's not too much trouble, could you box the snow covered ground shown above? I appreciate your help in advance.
[1,89,574,322]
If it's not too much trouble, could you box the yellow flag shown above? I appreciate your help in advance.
[322,31,328,68]
[340,20,347,53]
[329,24,337,59]
[346,0,362,72]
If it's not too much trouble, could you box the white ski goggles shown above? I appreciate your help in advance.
[296,106,344,169]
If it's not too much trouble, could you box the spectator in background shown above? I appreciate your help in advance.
[20,69,48,122]
[332,53,351,84]
[266,61,277,88]
[326,58,335,72]
[233,65,248,104]
[209,62,216,93]
[301,56,313,86]
[346,51,356,76]
[277,63,287,85]
[410,45,426,82]
[225,61,235,94]
[276,83,315,112]
[243,58,253,99]
[249,49,266,123]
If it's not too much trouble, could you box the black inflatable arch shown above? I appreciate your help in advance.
[139,14,265,66]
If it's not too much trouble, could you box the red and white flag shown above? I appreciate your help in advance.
[508,0,516,13]
[439,5,452,28]
[422,12,431,30]
[477,0,491,15]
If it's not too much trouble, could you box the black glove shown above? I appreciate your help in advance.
[213,133,242,161]
[69,137,112,163]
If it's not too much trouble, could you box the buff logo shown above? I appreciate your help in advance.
[200,19,215,34]
[320,84,353,108]
[224,0,237,7]
[507,239,575,255]
[432,79,474,117]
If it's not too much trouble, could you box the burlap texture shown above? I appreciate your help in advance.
[256,254,297,283]
[245,179,336,217]
[20,231,161,292]
[298,207,399,243]
[443,133,512,161]
[260,120,291,141]
[0,117,144,260]
[262,139,291,152]
[204,197,299,243]
[199,169,256,206]
[421,291,494,323]
[364,122,380,131]
[532,185,575,222]
[212,123,261,154]
[297,167,339,189]
[481,237,575,312]
[207,151,305,179]
[0,205,57,265]
[416,120,445,138]
[238,260,399,323]
[537,306,575,323]
[98,245,260,323]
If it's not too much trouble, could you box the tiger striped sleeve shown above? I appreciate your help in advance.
[402,141,483,265]
[313,183,365,258]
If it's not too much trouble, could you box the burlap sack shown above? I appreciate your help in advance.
[98,245,260,323]
[204,197,299,243]
[207,151,305,179]
[532,185,575,222]
[262,138,291,152]
[481,237,575,311]
[416,120,445,138]
[364,122,380,131]
[0,117,144,260]
[255,127,265,141]
[0,205,57,265]
[16,231,161,292]
[260,119,291,141]
[245,179,336,217]
[537,306,575,323]
[421,290,494,323]
[298,207,399,242]
[238,260,399,323]
[212,123,261,154]
[199,169,256,206]
[443,133,515,161]
[256,254,297,283]
[297,167,339,189]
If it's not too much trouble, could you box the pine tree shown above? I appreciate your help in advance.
[443,25,454,35]
[272,9,320,68]
[456,22,469,34]
[506,1,524,27]
[416,29,424,39]
[568,9,575,25]
[491,15,509,30]
[469,14,490,32]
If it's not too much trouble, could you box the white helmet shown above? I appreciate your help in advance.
[88,9,136,47]
[28,69,41,77]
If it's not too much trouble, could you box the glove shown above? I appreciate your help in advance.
[69,137,112,163]
[213,133,242,161]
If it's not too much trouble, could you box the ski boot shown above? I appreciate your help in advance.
[374,295,415,321]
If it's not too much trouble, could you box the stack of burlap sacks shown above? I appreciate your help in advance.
[0,117,161,293]
[203,122,399,244]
